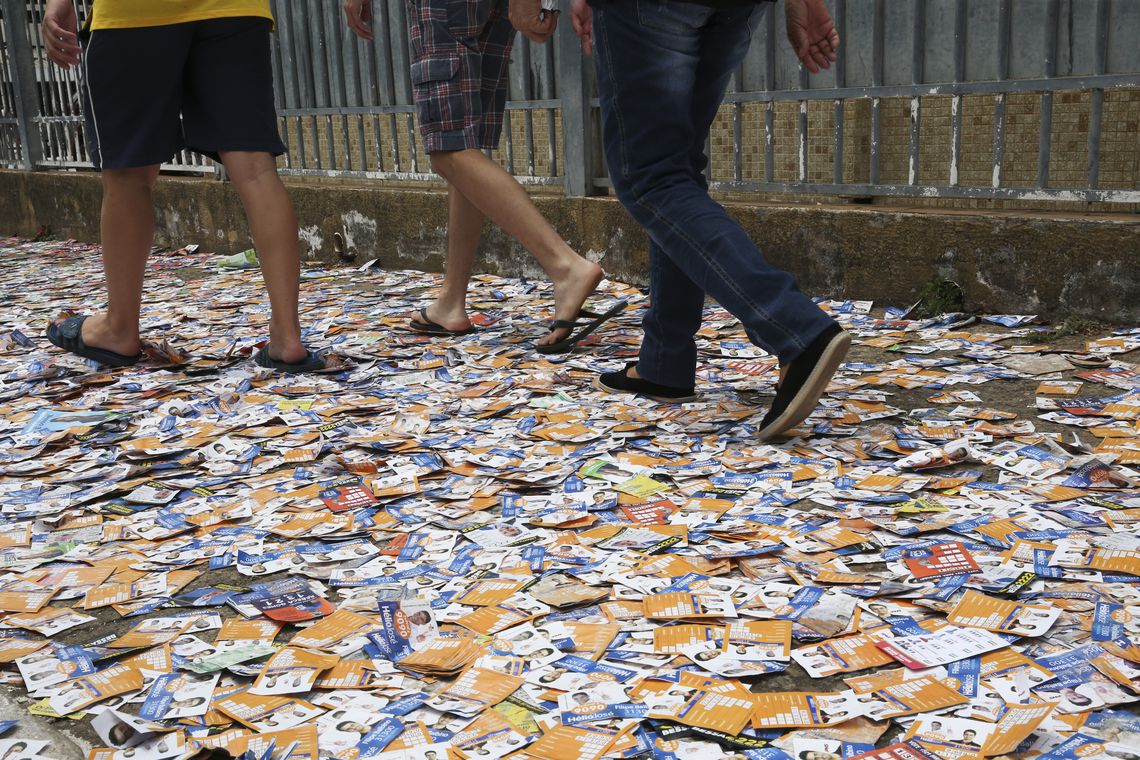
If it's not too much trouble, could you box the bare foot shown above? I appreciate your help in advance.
[267,341,309,365]
[538,259,605,347]
[81,313,142,357]
[411,302,473,333]
[267,322,309,364]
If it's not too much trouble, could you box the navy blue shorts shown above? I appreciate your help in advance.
[80,16,286,170]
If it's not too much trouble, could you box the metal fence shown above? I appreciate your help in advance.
[1,0,1139,204]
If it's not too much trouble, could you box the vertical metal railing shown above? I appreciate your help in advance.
[1,0,1138,204]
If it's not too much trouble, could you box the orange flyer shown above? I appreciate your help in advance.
[0,588,55,613]
[648,686,754,735]
[524,724,620,760]
[979,702,1056,755]
[289,609,378,649]
[653,624,718,654]
[49,664,142,714]
[751,692,831,729]
[870,675,970,717]
[947,590,1060,636]
[218,618,283,641]
[454,579,528,607]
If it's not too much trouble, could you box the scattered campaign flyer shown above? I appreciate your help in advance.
[876,626,1011,669]
[0,239,1136,758]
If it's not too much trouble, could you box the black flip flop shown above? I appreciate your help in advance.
[409,307,476,336]
[536,300,628,355]
[46,316,141,367]
[252,346,327,374]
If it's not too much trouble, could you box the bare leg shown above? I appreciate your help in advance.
[219,150,307,364]
[411,184,485,332]
[430,149,604,345]
[78,165,160,356]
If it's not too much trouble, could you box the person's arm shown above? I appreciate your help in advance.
[510,0,558,43]
[569,0,592,55]
[343,0,375,41]
[43,0,81,68]
[785,0,839,74]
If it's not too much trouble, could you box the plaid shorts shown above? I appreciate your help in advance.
[407,0,515,153]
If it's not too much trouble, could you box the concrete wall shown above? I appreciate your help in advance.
[1,170,1137,322]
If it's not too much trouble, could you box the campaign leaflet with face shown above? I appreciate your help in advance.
[425,666,524,717]
[48,664,144,715]
[645,682,755,735]
[525,653,637,691]
[904,714,995,752]
[5,607,94,636]
[947,591,1062,637]
[17,644,97,692]
[138,671,218,720]
[91,707,175,750]
[681,641,786,679]
[86,730,190,760]
[450,711,532,759]
[793,634,897,679]
[312,706,394,757]
[841,676,969,720]
[214,688,324,732]
[250,647,340,696]
[366,599,438,663]
[557,681,646,728]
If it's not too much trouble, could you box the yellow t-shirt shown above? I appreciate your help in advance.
[89,1,273,30]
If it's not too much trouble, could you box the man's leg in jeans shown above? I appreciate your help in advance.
[633,10,756,389]
[428,148,603,346]
[218,150,307,364]
[79,165,161,357]
[593,1,835,371]
[634,240,706,388]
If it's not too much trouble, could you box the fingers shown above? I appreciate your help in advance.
[570,9,593,56]
[520,13,557,44]
[343,1,374,40]
[42,18,81,67]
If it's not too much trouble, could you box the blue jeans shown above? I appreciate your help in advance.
[592,0,836,388]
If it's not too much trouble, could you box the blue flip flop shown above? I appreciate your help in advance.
[252,346,327,374]
[46,315,141,367]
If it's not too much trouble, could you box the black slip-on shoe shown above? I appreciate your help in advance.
[593,362,698,403]
[756,324,851,441]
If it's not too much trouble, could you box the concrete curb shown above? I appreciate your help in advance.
[2,170,1137,322]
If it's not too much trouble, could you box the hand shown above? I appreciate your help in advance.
[343,0,374,41]
[570,0,592,56]
[42,0,81,68]
[785,0,839,74]
[510,0,558,44]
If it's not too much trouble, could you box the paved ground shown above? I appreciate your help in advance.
[0,237,1137,758]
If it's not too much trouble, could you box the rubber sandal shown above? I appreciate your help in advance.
[252,346,327,374]
[409,307,475,336]
[46,316,141,368]
[536,300,628,355]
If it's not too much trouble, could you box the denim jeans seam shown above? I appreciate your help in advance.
[632,196,809,356]
[596,14,630,178]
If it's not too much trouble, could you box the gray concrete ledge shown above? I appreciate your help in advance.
[1,170,1137,322]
